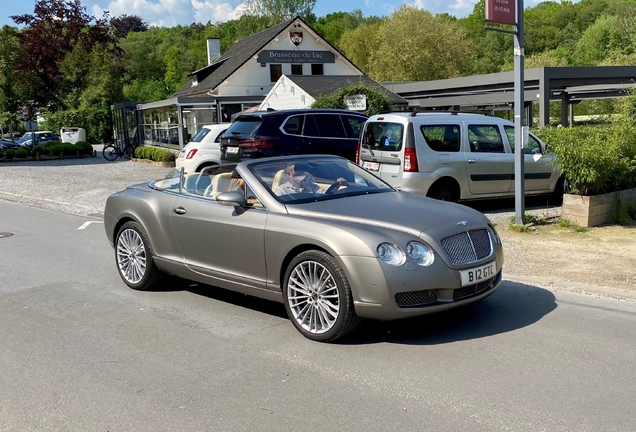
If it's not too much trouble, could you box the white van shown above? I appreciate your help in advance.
[176,123,231,173]
[357,111,563,202]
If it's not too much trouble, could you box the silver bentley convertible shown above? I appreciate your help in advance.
[104,155,504,342]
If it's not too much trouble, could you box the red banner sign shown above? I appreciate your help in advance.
[486,0,516,26]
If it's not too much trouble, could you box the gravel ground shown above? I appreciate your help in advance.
[0,150,173,217]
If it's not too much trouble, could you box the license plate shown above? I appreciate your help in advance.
[460,262,496,286]
[226,146,239,154]
[362,161,380,171]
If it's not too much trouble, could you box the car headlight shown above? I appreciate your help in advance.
[489,224,502,246]
[406,241,435,266]
[377,243,405,266]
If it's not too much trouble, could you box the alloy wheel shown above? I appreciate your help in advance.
[116,228,147,284]
[287,260,340,334]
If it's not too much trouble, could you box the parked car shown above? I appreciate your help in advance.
[175,123,231,173]
[219,109,368,163]
[104,154,503,342]
[0,139,20,150]
[18,131,60,148]
[358,111,563,202]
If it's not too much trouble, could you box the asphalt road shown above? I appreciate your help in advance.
[1,200,635,431]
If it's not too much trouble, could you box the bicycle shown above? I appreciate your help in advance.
[103,139,134,161]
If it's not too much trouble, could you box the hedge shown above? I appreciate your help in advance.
[40,106,112,144]
[534,92,636,196]
[311,83,393,116]
[134,146,176,162]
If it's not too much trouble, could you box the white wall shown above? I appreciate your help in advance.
[259,76,316,110]
[217,20,361,97]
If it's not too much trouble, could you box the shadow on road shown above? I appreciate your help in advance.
[346,280,556,345]
[167,278,556,344]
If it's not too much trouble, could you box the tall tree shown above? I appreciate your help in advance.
[10,0,118,112]
[242,0,316,25]
[0,25,20,120]
[111,14,149,38]
[364,6,472,82]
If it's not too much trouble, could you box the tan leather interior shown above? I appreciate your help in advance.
[271,169,286,191]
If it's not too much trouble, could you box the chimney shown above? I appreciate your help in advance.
[207,38,221,64]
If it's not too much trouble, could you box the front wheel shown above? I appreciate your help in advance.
[283,250,361,342]
[428,183,458,202]
[115,221,166,290]
[103,145,119,161]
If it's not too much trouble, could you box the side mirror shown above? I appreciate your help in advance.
[216,191,247,207]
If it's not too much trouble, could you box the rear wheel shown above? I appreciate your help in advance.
[283,250,361,342]
[115,221,166,290]
[428,181,459,202]
[103,145,118,161]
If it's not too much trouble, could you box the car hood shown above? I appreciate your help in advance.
[284,191,488,237]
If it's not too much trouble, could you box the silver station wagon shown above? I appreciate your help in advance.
[358,111,563,202]
[104,155,504,342]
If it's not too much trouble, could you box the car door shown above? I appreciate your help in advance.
[306,113,351,159]
[359,120,405,188]
[169,167,268,286]
[504,126,554,192]
[465,124,513,195]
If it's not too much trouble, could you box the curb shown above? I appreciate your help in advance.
[131,158,175,168]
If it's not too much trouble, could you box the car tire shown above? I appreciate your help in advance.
[283,250,361,342]
[428,183,458,202]
[115,221,166,291]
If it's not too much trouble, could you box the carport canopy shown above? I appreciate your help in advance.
[381,66,636,127]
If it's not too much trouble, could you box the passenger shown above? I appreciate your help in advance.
[275,164,347,196]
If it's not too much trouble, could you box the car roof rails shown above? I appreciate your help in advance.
[407,109,491,117]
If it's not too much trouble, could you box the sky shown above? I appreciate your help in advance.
[1,0,571,28]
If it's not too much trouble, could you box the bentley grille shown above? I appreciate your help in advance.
[440,229,493,265]
[453,278,494,301]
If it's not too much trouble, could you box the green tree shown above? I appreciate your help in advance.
[572,15,629,65]
[365,6,472,81]
[313,10,375,48]
[242,0,316,25]
[0,25,20,123]
[339,22,382,74]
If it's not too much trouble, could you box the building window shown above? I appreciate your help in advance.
[311,64,324,76]
[291,64,303,75]
[270,64,282,82]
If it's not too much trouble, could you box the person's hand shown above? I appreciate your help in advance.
[326,177,348,194]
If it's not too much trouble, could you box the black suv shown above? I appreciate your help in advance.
[219,109,368,162]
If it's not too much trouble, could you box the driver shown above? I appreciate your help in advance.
[275,164,347,196]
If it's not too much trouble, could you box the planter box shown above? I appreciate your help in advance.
[562,187,636,227]
[131,158,175,168]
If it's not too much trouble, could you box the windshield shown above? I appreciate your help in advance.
[21,133,33,140]
[191,128,212,143]
[250,156,394,204]
[224,117,262,137]
[150,168,182,192]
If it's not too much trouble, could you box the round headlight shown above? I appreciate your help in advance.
[377,243,405,266]
[489,224,502,246]
[406,241,434,266]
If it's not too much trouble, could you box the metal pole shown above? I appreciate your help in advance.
[514,0,525,225]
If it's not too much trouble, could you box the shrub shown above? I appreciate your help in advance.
[46,144,63,156]
[311,83,393,116]
[534,91,636,196]
[75,141,94,155]
[40,106,112,144]
[5,149,15,160]
[32,146,44,155]
[15,147,29,159]
[134,146,176,162]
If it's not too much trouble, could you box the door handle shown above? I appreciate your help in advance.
[173,207,187,215]
[467,159,477,164]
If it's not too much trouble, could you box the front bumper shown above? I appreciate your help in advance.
[341,254,503,320]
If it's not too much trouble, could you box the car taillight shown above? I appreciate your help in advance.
[404,147,418,172]
[239,139,275,149]
[355,140,361,164]
[186,148,198,159]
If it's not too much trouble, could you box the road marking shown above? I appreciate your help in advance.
[78,221,104,230]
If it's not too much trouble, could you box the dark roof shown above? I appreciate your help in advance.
[287,75,408,106]
[172,17,296,98]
